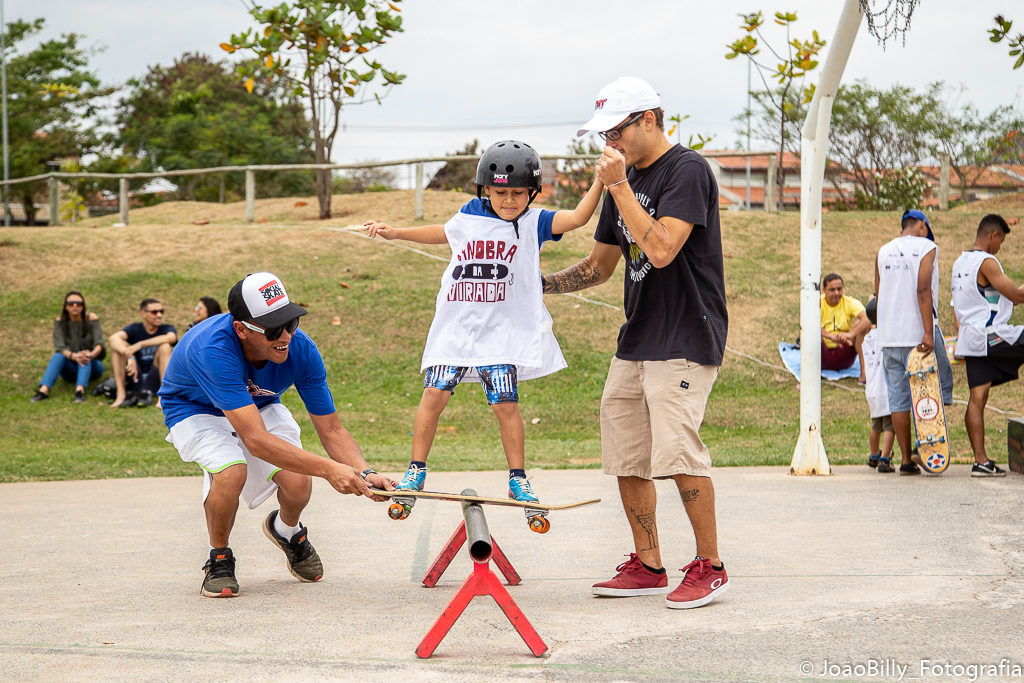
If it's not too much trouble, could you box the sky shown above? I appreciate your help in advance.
[11,0,1023,173]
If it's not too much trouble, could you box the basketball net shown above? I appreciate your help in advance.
[858,0,920,48]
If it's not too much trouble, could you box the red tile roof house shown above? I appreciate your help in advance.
[918,164,1024,208]
[703,150,856,210]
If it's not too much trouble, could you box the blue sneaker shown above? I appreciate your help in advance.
[508,475,539,503]
[396,463,427,491]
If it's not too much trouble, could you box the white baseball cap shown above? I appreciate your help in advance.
[228,272,307,327]
[577,77,662,137]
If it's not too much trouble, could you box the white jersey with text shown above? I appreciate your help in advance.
[876,235,939,347]
[951,249,1024,357]
[420,205,566,381]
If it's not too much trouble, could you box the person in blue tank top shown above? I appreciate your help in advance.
[159,272,395,598]
[363,140,603,514]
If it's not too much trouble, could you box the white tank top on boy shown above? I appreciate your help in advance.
[876,235,940,348]
[862,328,890,419]
[420,207,567,381]
[951,250,1024,357]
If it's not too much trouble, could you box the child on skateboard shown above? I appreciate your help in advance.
[862,297,896,473]
[365,140,604,507]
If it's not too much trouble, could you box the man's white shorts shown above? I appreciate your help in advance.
[165,403,302,509]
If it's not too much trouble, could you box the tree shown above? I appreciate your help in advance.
[2,18,110,224]
[726,10,826,209]
[929,96,1021,202]
[225,0,406,218]
[666,113,713,151]
[989,15,1023,69]
[427,139,479,193]
[332,163,397,193]
[826,80,938,204]
[116,52,314,202]
[732,86,807,156]
[553,137,601,210]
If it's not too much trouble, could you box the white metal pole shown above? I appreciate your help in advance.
[746,59,751,211]
[1,0,9,227]
[791,0,863,476]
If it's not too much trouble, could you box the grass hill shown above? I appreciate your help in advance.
[3,190,1022,482]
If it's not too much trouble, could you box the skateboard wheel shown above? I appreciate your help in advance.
[388,502,409,520]
[528,516,550,534]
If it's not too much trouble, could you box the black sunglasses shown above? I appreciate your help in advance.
[240,318,300,341]
[599,112,645,142]
[145,308,164,315]
[65,300,84,306]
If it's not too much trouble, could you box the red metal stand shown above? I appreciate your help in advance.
[415,560,548,658]
[421,521,521,587]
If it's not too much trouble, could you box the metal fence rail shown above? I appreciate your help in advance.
[0,151,777,226]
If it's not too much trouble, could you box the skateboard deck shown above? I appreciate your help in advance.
[906,348,950,473]
[369,488,601,534]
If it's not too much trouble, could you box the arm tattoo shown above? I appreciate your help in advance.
[640,217,667,245]
[542,259,601,294]
[680,488,700,503]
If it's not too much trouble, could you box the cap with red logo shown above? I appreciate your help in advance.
[577,76,662,137]
[227,272,307,327]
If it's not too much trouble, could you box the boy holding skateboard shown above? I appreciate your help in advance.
[874,210,954,475]
[951,214,1022,476]
[364,140,604,507]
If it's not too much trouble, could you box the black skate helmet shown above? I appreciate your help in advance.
[475,140,543,204]
[865,296,877,325]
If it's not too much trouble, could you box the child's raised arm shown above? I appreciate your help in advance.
[550,177,605,235]
[364,220,448,244]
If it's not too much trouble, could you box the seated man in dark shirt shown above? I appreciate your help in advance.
[108,298,177,407]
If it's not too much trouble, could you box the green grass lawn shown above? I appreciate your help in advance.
[3,190,1022,482]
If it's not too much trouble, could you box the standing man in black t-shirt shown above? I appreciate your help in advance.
[543,77,729,609]
[108,298,178,407]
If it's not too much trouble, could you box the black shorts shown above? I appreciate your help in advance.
[964,336,1024,388]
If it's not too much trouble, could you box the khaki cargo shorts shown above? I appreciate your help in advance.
[600,356,719,479]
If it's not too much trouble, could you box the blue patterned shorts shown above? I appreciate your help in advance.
[423,364,519,404]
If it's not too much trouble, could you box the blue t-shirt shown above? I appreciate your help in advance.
[466,198,560,246]
[158,313,336,429]
[122,322,177,374]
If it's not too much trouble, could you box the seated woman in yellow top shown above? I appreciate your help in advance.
[821,273,870,382]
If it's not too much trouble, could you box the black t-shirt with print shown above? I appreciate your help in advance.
[594,144,727,365]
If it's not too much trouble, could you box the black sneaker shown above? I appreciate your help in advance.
[877,457,895,473]
[262,510,323,582]
[136,390,154,407]
[30,390,48,403]
[868,453,880,468]
[971,461,1007,477]
[899,462,921,476]
[73,389,85,404]
[201,547,239,598]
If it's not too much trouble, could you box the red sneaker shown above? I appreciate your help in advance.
[592,553,670,596]
[666,557,729,609]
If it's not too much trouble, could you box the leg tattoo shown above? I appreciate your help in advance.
[680,488,700,503]
[629,506,658,552]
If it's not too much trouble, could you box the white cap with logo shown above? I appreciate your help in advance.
[577,76,662,137]
[227,272,307,327]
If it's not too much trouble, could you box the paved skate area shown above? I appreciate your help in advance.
[3,467,1023,681]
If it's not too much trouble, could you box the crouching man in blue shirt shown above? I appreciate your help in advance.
[159,271,395,598]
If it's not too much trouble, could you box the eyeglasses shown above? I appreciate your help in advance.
[239,318,299,342]
[599,112,645,142]
[65,301,84,307]
[145,309,164,315]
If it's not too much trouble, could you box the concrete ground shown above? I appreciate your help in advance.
[2,466,1023,682]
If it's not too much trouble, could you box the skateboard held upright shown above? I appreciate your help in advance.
[905,348,949,473]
